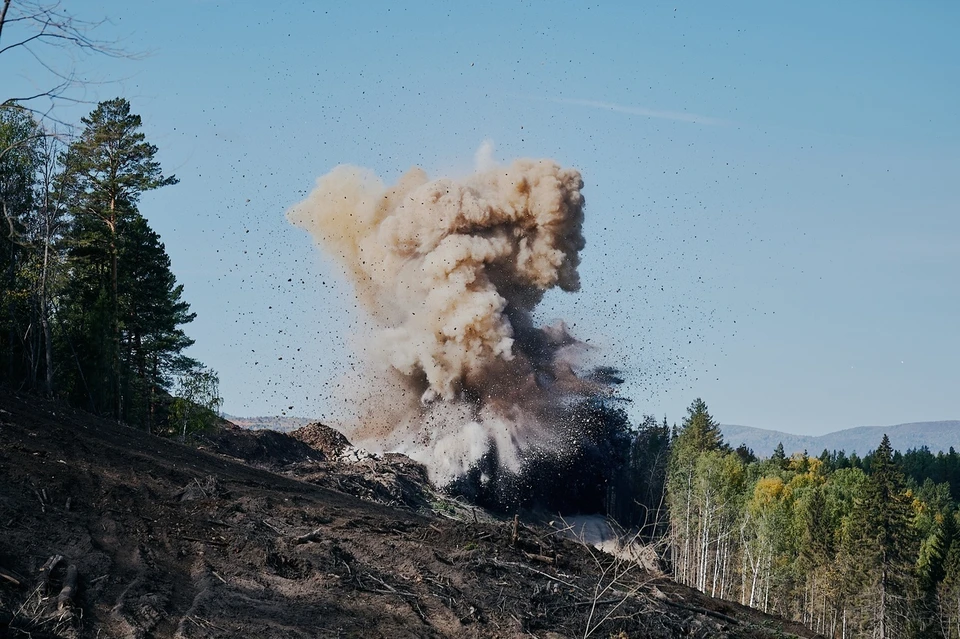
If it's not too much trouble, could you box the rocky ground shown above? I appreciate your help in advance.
[0,388,821,638]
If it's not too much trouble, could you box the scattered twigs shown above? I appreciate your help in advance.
[261,519,283,535]
[572,598,623,607]
[486,558,582,593]
[511,514,520,546]
[357,572,428,622]
[185,615,228,631]
[34,488,47,513]
[177,535,228,546]
[2,554,80,635]
[549,515,658,639]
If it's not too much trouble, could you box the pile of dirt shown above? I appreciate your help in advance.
[289,422,350,458]
[0,388,820,638]
[197,426,324,468]
[196,419,432,512]
[288,451,434,511]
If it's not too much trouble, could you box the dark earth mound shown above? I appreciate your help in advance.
[198,427,324,468]
[0,388,820,638]
[289,423,351,459]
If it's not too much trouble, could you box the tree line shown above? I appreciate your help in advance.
[0,99,220,436]
[612,398,960,639]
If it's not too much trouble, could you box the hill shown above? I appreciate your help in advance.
[722,420,960,458]
[0,388,818,638]
[221,414,315,432]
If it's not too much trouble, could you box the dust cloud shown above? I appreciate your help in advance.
[288,155,618,486]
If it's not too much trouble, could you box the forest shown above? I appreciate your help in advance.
[619,398,960,639]
[7,97,960,639]
[0,99,220,437]
[3,4,957,639]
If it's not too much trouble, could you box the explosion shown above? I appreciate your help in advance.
[288,157,624,498]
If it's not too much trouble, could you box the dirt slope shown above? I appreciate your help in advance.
[0,389,820,638]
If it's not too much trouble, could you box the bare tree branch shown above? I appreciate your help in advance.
[0,1,137,124]
[0,1,12,43]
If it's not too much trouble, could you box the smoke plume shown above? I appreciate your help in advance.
[288,158,618,487]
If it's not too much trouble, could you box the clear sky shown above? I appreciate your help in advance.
[5,0,958,434]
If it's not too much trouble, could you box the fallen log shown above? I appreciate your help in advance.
[57,563,78,610]
[663,599,740,625]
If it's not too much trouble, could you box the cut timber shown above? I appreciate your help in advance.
[57,563,78,610]
[38,554,62,592]
[0,565,21,586]
[293,528,324,545]
[664,599,740,625]
[522,551,555,566]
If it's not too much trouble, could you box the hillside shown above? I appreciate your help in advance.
[722,420,960,457]
[0,389,819,638]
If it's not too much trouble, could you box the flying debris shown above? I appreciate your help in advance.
[288,158,626,509]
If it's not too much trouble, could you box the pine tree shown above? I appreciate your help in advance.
[667,398,727,587]
[117,214,195,430]
[772,442,787,469]
[938,519,960,638]
[853,434,915,638]
[58,98,177,420]
[674,398,725,455]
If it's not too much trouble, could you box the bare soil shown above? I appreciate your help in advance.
[0,388,821,638]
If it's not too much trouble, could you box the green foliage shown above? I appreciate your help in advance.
[672,397,725,460]
[663,408,960,638]
[617,414,671,534]
[0,97,208,437]
[56,98,189,426]
[59,98,178,209]
[772,442,787,467]
[0,106,41,218]
[167,365,222,441]
[0,106,44,381]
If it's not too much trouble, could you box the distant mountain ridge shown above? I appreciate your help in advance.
[226,415,960,458]
[223,414,316,432]
[722,421,960,458]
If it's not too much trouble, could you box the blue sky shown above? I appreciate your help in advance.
[5,0,958,434]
